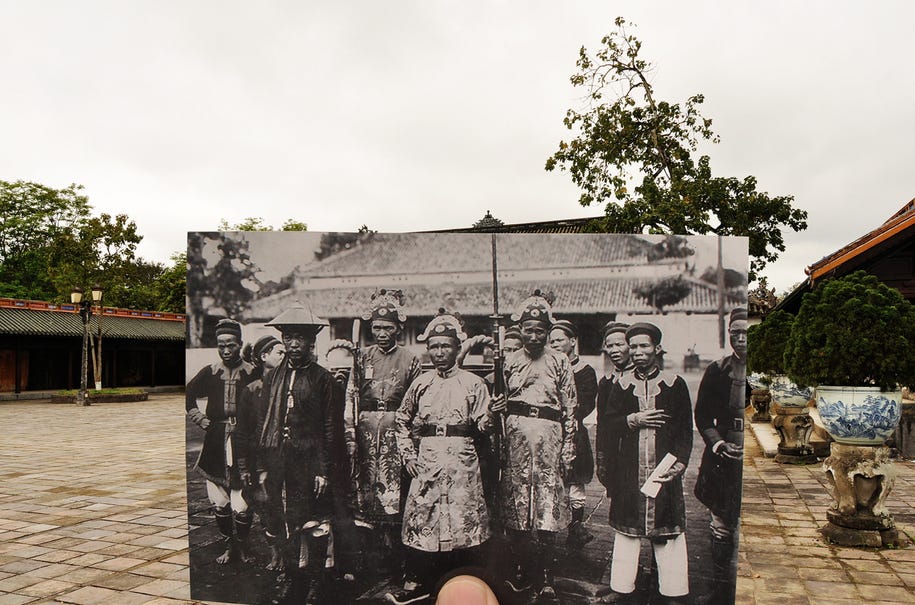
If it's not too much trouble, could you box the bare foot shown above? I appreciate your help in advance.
[216,547,233,564]
[237,544,255,564]
[266,548,285,571]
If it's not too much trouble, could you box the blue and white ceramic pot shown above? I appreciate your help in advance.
[816,385,902,445]
[769,374,813,407]
[747,373,768,391]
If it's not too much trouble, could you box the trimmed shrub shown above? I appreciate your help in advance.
[785,271,915,390]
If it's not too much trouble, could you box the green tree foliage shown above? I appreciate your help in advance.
[785,271,915,389]
[0,180,89,299]
[747,309,795,376]
[545,18,807,281]
[47,211,143,307]
[218,217,308,231]
[0,180,149,307]
[155,252,187,314]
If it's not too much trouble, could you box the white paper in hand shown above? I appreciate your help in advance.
[640,453,678,498]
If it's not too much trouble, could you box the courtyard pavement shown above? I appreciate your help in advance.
[3,394,915,604]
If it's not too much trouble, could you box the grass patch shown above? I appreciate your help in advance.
[56,387,146,396]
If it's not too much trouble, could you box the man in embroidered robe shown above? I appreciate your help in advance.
[597,322,693,604]
[344,289,422,576]
[385,310,494,605]
[694,307,747,604]
[186,318,258,564]
[258,303,343,604]
[492,290,577,602]
[549,319,597,549]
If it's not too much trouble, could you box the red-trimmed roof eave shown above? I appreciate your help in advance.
[806,199,915,283]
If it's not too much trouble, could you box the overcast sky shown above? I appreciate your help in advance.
[2,1,913,295]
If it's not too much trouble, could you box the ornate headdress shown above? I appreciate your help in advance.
[362,288,407,324]
[417,308,467,343]
[511,289,556,325]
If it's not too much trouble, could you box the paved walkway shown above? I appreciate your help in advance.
[2,394,915,604]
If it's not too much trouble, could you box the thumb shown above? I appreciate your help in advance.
[436,575,499,605]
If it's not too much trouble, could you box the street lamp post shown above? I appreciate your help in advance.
[70,287,92,406]
[90,284,103,390]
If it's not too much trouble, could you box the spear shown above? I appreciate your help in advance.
[490,233,505,398]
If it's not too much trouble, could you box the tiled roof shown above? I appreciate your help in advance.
[0,307,185,341]
[807,198,915,281]
[246,277,745,321]
[300,233,657,279]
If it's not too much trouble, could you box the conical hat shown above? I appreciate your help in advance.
[265,301,329,333]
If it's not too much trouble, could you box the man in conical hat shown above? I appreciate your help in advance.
[344,289,422,578]
[492,290,578,601]
[258,302,342,604]
[385,309,495,605]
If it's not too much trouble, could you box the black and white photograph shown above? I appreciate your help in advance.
[184,230,749,605]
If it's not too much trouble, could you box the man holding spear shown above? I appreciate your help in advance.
[344,289,422,579]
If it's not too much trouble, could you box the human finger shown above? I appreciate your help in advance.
[436,575,499,605]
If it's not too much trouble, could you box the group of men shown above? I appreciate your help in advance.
[186,288,748,605]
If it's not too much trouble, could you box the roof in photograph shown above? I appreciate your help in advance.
[247,276,744,321]
[299,232,660,279]
[0,304,186,341]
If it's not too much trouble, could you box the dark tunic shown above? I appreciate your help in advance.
[595,362,633,489]
[258,361,344,530]
[598,366,692,538]
[236,374,270,478]
[694,354,746,526]
[569,358,597,485]
[186,360,258,488]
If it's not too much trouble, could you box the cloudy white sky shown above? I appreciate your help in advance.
[2,1,913,295]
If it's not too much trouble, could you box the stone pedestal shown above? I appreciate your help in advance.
[772,405,817,464]
[750,388,771,423]
[820,443,898,547]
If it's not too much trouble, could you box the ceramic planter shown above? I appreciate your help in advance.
[816,385,902,445]
[769,374,813,407]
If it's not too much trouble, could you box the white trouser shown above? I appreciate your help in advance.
[569,483,587,510]
[206,481,248,513]
[610,531,689,597]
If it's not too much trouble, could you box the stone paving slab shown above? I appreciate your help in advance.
[2,394,915,603]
